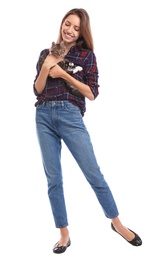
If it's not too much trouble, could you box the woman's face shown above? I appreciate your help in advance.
[61,14,80,46]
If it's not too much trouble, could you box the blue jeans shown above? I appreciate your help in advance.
[36,101,119,228]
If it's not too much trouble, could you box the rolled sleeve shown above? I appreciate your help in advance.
[84,51,100,99]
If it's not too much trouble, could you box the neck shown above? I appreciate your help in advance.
[64,43,75,54]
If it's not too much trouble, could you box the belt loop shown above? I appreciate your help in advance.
[51,101,55,107]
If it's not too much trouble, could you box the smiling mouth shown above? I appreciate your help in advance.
[64,32,74,39]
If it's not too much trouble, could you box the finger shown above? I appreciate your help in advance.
[50,65,55,69]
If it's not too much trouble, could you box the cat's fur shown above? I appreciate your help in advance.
[39,41,83,98]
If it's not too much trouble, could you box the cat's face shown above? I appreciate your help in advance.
[50,41,66,58]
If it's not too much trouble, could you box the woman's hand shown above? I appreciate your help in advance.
[49,64,66,78]
[43,55,64,71]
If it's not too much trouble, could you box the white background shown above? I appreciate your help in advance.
[0,0,161,259]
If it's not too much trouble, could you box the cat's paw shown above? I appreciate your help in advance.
[73,66,83,74]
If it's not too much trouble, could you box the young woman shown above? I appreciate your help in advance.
[33,8,142,254]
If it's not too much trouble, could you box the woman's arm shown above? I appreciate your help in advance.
[34,55,64,94]
[49,64,95,100]
[34,66,49,94]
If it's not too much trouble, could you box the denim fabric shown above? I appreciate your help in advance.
[36,101,119,228]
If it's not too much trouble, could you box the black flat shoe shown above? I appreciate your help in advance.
[111,223,142,246]
[53,238,71,254]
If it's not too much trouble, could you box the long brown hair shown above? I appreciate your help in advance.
[57,8,94,51]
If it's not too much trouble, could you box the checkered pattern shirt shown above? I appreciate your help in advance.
[33,45,100,116]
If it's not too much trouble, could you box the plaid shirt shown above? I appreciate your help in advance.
[33,45,100,116]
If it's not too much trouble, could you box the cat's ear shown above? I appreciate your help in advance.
[51,41,56,47]
[49,42,54,54]
[60,41,66,48]
[50,42,56,53]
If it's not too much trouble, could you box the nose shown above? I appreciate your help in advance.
[67,26,73,33]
